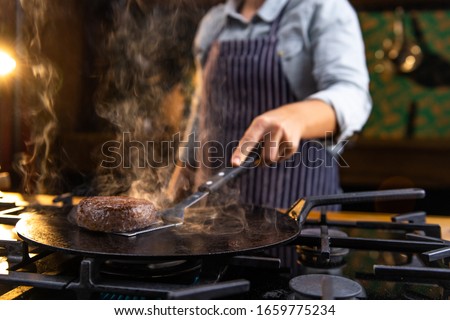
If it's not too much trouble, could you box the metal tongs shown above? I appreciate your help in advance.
[117,151,260,237]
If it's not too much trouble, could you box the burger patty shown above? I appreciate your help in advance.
[75,196,159,233]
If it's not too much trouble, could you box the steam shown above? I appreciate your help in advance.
[93,0,201,207]
[16,0,62,193]
[178,205,249,236]
[15,0,203,201]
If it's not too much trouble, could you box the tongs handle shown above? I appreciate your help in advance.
[198,151,259,193]
[286,188,426,227]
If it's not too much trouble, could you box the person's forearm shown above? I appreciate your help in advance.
[230,99,337,166]
[285,99,337,140]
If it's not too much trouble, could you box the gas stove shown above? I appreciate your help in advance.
[1,190,450,300]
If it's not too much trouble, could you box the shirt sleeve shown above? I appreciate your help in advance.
[305,0,372,142]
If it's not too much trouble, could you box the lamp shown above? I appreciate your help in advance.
[0,49,16,77]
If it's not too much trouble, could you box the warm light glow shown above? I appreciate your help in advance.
[0,50,17,76]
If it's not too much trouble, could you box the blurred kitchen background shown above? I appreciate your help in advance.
[0,0,450,214]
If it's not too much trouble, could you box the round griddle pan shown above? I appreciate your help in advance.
[16,153,300,259]
[16,188,425,260]
[15,204,299,259]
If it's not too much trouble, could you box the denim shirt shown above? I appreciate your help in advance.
[194,0,372,141]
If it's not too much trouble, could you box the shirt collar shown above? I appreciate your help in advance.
[225,0,289,23]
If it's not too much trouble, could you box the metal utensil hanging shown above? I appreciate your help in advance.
[390,7,423,73]
[374,7,423,74]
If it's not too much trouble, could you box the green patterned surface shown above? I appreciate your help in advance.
[359,11,450,139]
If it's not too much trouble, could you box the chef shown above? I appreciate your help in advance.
[170,0,371,212]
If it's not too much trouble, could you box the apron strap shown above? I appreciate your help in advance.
[268,1,289,38]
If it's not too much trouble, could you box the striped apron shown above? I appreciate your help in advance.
[199,7,340,269]
[200,9,340,208]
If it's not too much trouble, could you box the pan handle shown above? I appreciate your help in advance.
[287,188,426,227]
[198,150,260,193]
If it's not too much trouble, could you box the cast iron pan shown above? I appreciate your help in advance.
[15,188,425,259]
[15,204,298,259]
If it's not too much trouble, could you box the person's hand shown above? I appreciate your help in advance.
[231,99,337,166]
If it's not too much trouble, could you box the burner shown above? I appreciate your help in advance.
[289,274,365,300]
[297,228,349,268]
[100,259,203,284]
[1,188,449,300]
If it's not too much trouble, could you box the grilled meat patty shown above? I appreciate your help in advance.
[75,196,158,232]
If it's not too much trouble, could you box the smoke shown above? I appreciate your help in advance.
[15,0,62,194]
[14,0,204,201]
[177,205,249,236]
[92,0,203,207]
